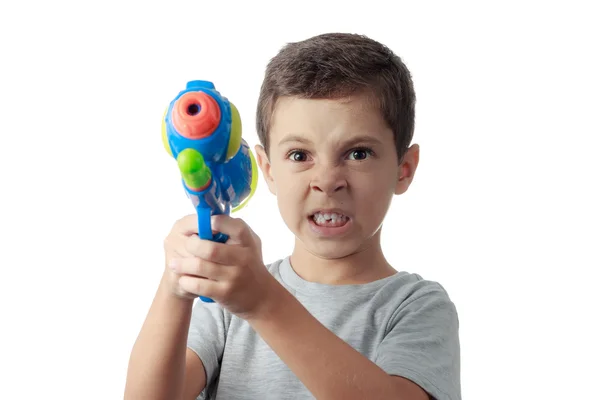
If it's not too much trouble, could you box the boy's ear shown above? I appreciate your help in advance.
[254,144,277,195]
[395,144,420,195]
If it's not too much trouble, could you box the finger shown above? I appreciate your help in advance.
[172,214,199,236]
[178,275,223,299]
[166,239,196,258]
[185,235,246,266]
[164,234,195,261]
[170,257,232,281]
[210,215,254,246]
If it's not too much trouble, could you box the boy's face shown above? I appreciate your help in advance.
[255,94,419,260]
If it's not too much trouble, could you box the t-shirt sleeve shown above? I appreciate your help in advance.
[187,299,227,398]
[374,281,461,400]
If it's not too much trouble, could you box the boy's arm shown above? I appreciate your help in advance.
[248,283,430,400]
[124,271,206,400]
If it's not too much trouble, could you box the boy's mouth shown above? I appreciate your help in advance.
[310,211,349,227]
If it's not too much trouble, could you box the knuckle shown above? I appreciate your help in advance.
[193,258,203,276]
[235,227,247,240]
[184,237,193,252]
[185,236,200,254]
[173,214,195,233]
[204,243,219,259]
[193,280,203,294]
[236,220,249,236]
[181,275,202,295]
[164,239,181,257]
[178,276,188,291]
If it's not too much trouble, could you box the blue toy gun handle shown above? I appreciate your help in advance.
[185,177,230,303]
[197,206,228,243]
[196,206,228,303]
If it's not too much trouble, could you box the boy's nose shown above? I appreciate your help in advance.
[310,167,348,195]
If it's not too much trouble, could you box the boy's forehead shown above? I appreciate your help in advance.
[269,95,390,145]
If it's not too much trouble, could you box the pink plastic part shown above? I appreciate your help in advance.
[172,91,220,139]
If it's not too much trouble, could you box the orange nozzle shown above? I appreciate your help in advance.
[172,91,221,139]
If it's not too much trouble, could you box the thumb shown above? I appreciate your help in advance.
[174,214,199,236]
[210,214,253,246]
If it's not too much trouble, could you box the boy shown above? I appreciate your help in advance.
[125,33,461,400]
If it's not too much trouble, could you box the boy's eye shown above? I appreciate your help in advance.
[288,150,308,162]
[348,148,373,161]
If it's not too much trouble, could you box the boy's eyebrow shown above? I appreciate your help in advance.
[277,135,383,147]
[278,135,312,146]
[342,136,384,147]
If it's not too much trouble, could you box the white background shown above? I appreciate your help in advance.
[1,1,598,399]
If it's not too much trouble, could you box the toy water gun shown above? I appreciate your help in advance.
[162,80,258,302]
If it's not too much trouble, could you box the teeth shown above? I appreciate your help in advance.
[312,212,348,226]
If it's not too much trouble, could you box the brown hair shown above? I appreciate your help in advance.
[256,32,416,162]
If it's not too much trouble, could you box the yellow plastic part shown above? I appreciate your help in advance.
[226,102,242,161]
[232,148,259,213]
[161,107,173,156]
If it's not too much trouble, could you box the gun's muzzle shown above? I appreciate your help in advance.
[177,148,212,191]
[172,91,221,139]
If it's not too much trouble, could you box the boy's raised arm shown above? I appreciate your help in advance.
[124,271,206,400]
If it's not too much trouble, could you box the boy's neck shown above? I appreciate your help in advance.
[288,232,397,285]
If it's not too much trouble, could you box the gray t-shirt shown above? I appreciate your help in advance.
[187,257,461,400]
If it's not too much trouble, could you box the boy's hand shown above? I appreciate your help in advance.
[162,214,203,301]
[164,214,280,319]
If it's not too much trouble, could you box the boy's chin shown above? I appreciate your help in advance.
[300,239,364,260]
